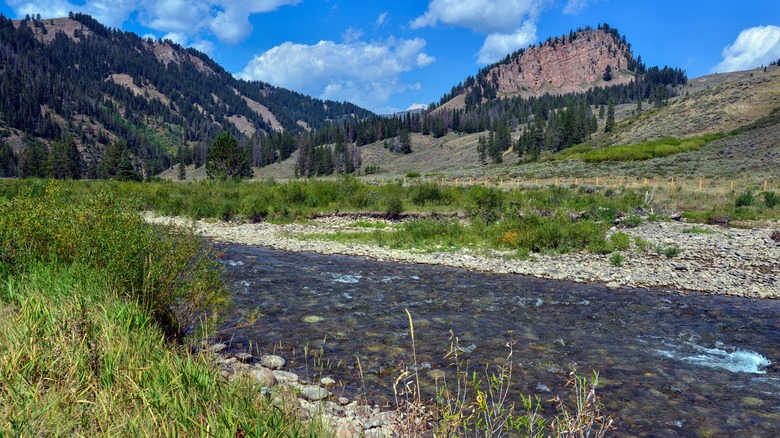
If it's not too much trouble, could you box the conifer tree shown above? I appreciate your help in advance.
[205,132,252,180]
[604,98,615,133]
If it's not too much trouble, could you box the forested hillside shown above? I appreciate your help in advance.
[295,24,687,174]
[0,13,374,179]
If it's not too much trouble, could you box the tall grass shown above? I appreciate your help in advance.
[0,181,226,338]
[0,263,316,436]
[0,181,317,436]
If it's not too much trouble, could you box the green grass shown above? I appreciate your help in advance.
[0,182,316,437]
[549,134,725,163]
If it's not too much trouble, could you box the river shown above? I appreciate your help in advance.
[213,243,780,437]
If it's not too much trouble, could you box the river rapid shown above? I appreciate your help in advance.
[213,243,780,437]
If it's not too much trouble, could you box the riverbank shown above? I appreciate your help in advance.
[145,213,779,299]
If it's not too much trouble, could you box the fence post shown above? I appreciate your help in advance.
[596,178,599,187]
[765,180,768,191]
[699,179,702,192]
[671,177,675,188]
[731,181,734,192]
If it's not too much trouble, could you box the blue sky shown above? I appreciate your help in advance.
[1,1,779,114]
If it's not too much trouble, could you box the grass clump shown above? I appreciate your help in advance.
[735,191,755,207]
[609,252,625,267]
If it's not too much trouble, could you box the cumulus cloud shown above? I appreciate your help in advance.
[412,0,548,64]
[237,38,435,111]
[5,0,300,45]
[477,21,536,64]
[411,0,546,34]
[712,25,780,73]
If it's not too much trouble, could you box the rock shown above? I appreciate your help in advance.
[208,343,227,353]
[303,315,325,323]
[605,281,621,289]
[338,397,350,406]
[674,264,688,271]
[273,370,299,383]
[261,354,286,370]
[235,352,253,363]
[301,386,330,401]
[320,376,336,388]
[250,367,276,387]
[335,423,361,438]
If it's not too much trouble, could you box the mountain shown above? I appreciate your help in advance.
[436,25,636,113]
[0,13,374,178]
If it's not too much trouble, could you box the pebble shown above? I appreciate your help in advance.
[235,352,253,363]
[261,354,286,369]
[301,386,330,401]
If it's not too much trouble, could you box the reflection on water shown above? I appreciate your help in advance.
[213,243,780,437]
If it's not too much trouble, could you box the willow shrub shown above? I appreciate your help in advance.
[0,181,227,338]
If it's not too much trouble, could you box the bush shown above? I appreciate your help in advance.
[0,181,227,338]
[385,195,404,218]
[735,191,754,207]
[406,172,421,178]
[609,232,631,250]
[763,191,779,208]
[663,246,681,258]
[609,252,625,267]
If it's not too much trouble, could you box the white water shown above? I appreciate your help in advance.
[655,340,770,374]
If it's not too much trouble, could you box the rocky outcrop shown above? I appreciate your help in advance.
[491,29,634,97]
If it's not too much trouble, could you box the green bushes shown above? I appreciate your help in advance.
[0,181,227,338]
[553,134,724,162]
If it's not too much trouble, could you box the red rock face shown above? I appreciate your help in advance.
[490,29,634,97]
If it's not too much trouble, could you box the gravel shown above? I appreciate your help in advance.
[145,213,779,299]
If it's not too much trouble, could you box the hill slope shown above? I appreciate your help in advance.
[0,13,374,177]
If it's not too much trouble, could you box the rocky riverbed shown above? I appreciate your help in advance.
[145,213,779,299]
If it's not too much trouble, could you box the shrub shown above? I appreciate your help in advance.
[465,186,504,224]
[663,246,681,258]
[609,232,631,250]
[735,191,754,207]
[763,191,779,208]
[609,252,625,267]
[406,172,421,178]
[0,182,227,338]
[385,195,404,218]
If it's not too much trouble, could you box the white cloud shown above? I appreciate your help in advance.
[477,21,536,64]
[412,0,548,64]
[562,0,589,15]
[406,103,428,111]
[375,12,388,27]
[237,38,435,111]
[411,0,546,34]
[342,27,364,43]
[5,0,301,45]
[712,25,780,73]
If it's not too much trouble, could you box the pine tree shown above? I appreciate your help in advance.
[0,140,17,177]
[604,98,615,133]
[115,152,143,182]
[205,132,252,180]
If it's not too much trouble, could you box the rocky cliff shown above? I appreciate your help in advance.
[491,29,634,97]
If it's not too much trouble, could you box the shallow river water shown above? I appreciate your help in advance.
[214,243,780,437]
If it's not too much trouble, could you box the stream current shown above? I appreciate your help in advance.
[214,243,780,436]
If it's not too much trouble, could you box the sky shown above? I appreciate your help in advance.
[1,1,779,114]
